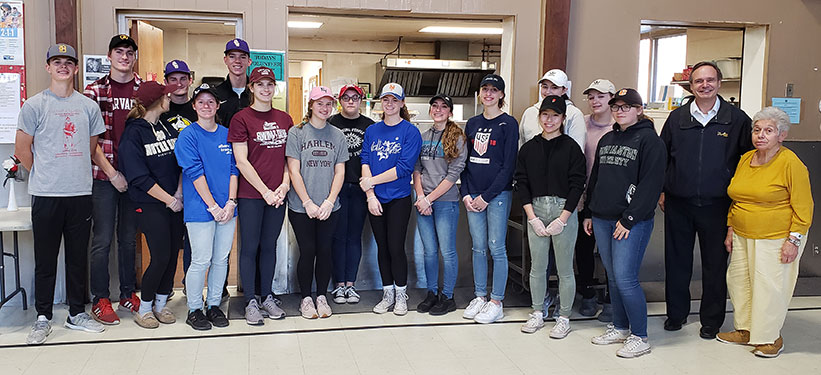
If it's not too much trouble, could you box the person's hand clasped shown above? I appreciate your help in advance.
[303,200,320,219]
[166,197,183,213]
[527,217,548,237]
[359,177,374,192]
[545,218,567,236]
[462,196,476,212]
[110,171,128,192]
[219,200,236,224]
[471,195,488,212]
[781,239,799,263]
[415,195,432,216]
[367,196,383,216]
[613,221,630,240]
[272,183,289,207]
[207,204,226,223]
[262,189,277,206]
[317,199,334,221]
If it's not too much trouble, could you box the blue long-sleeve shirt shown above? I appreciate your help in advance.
[360,119,422,203]
[174,122,238,222]
[460,113,519,202]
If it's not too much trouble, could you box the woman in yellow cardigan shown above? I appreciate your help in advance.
[718,106,814,358]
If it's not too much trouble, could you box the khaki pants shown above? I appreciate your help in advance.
[726,233,806,344]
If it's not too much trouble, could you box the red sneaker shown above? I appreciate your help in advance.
[91,298,120,325]
[118,292,141,313]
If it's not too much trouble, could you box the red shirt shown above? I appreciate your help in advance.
[109,79,136,157]
[227,107,293,199]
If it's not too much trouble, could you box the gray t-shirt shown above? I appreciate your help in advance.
[414,127,467,201]
[17,89,105,196]
[285,122,349,213]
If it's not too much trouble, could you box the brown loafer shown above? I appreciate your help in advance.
[753,337,784,358]
[716,330,750,345]
[153,307,176,324]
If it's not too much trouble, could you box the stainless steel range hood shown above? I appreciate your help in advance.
[377,58,497,97]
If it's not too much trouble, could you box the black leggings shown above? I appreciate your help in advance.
[238,198,285,303]
[369,196,411,287]
[137,203,184,303]
[290,209,339,298]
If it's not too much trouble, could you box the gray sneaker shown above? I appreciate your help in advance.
[579,297,599,317]
[262,295,286,320]
[65,312,105,333]
[245,299,264,326]
[598,303,613,323]
[26,316,51,345]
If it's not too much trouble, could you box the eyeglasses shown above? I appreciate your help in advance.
[340,95,361,102]
[610,104,638,112]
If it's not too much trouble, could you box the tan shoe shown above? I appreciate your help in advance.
[153,307,176,324]
[753,337,784,358]
[716,330,750,345]
[134,311,160,329]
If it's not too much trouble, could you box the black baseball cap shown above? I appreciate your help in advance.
[609,88,643,107]
[429,93,453,109]
[539,95,566,115]
[109,34,138,52]
[480,74,505,92]
[192,83,219,101]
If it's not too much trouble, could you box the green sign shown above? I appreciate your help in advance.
[248,50,285,81]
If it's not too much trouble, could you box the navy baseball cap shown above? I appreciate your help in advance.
[224,38,250,55]
[480,74,505,92]
[164,59,191,77]
[46,43,78,63]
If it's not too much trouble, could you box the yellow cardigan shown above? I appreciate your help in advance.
[727,147,813,239]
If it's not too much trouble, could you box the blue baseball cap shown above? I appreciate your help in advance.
[164,59,190,77]
[379,82,405,101]
[224,38,250,55]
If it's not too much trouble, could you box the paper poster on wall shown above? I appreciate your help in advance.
[83,55,111,88]
[0,1,23,66]
[0,72,21,143]
[247,50,287,111]
[772,97,801,124]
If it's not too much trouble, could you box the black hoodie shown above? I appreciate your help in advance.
[118,117,181,204]
[583,118,666,229]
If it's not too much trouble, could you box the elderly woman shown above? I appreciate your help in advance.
[718,106,813,358]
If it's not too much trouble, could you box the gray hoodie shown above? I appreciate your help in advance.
[414,127,467,201]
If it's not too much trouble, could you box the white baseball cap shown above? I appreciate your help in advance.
[379,82,405,100]
[539,69,569,88]
[583,79,617,95]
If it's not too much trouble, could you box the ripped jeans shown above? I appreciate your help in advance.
[466,190,512,301]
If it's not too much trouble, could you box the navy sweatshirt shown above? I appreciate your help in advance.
[459,112,519,202]
[360,119,422,203]
[118,117,181,204]
[583,118,666,229]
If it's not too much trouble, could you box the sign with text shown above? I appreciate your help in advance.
[247,50,287,111]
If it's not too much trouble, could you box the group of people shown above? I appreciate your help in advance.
[15,34,812,360]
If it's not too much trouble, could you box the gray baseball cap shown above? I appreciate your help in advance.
[46,43,78,63]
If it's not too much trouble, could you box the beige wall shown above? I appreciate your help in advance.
[686,28,743,101]
[568,0,821,140]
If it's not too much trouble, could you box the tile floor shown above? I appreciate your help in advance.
[1,294,820,374]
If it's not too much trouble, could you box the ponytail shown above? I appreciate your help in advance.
[127,101,147,120]
[299,99,315,128]
[442,120,465,161]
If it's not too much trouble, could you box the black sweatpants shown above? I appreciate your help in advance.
[664,196,730,328]
[32,195,92,320]
[369,196,411,287]
[290,210,339,298]
[136,203,184,303]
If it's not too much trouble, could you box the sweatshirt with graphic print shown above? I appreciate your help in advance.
[118,117,181,204]
[360,119,422,203]
[459,113,519,202]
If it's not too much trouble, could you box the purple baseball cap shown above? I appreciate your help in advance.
[224,38,250,55]
[164,59,190,77]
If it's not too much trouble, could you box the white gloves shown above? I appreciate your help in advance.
[110,171,128,192]
[528,217,549,237]
[545,218,567,236]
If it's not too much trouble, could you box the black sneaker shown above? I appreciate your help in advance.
[429,294,457,316]
[207,306,229,328]
[416,291,438,313]
[186,309,212,331]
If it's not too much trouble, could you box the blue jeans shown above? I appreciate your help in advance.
[466,190,512,301]
[592,217,653,338]
[416,200,460,298]
[331,182,368,284]
[185,218,237,310]
[89,180,138,302]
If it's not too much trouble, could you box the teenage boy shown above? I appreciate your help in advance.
[161,59,197,131]
[519,69,585,151]
[18,44,106,345]
[215,38,252,128]
[84,34,143,325]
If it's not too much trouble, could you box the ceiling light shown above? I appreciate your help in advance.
[419,26,503,35]
[288,21,323,29]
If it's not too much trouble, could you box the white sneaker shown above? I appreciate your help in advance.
[463,297,487,319]
[616,335,651,358]
[345,286,361,304]
[26,316,51,345]
[474,301,503,324]
[549,316,571,339]
[331,286,347,304]
[316,295,332,318]
[521,311,545,333]
[592,324,630,345]
[373,287,395,314]
[65,312,105,333]
[394,289,408,316]
[300,296,318,319]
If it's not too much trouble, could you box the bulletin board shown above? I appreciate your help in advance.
[0,1,25,144]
